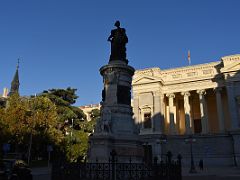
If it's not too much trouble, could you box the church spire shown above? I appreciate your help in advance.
[9,59,20,96]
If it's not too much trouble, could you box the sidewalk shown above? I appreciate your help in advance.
[31,166,51,180]
[182,166,240,180]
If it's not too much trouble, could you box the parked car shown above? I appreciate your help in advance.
[0,159,32,180]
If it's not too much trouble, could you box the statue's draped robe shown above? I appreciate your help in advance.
[109,28,128,61]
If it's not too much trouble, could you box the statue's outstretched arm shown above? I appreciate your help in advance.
[108,30,115,42]
[108,34,113,42]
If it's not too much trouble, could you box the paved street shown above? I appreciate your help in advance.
[182,166,240,180]
[33,174,51,180]
[32,167,51,180]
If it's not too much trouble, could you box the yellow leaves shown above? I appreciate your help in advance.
[0,94,63,145]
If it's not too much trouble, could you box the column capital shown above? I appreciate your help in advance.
[166,93,175,98]
[153,91,161,96]
[181,91,191,97]
[197,89,206,95]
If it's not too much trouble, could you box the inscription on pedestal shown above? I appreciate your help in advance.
[117,85,131,105]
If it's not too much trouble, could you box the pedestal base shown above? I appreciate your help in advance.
[88,134,143,163]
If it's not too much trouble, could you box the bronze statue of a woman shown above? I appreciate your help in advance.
[108,21,128,62]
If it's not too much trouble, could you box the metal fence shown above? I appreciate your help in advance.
[52,152,182,180]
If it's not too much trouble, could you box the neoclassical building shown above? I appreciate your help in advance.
[79,104,101,121]
[132,54,240,135]
[85,54,240,166]
[132,54,240,166]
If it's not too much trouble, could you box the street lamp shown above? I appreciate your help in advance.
[185,135,197,173]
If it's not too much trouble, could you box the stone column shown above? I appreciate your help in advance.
[226,82,240,130]
[166,93,176,134]
[181,91,192,134]
[214,87,225,133]
[160,94,165,133]
[133,93,140,124]
[153,91,162,133]
[197,89,209,134]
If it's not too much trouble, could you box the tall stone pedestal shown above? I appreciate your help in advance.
[88,60,143,162]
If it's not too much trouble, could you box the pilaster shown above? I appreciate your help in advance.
[226,82,240,130]
[153,91,162,133]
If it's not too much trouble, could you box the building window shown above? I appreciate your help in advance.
[144,113,152,129]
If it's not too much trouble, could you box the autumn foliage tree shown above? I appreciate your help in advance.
[0,94,63,158]
[0,88,98,162]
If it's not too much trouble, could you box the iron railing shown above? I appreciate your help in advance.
[52,152,182,180]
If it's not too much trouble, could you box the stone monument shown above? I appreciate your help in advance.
[88,21,143,162]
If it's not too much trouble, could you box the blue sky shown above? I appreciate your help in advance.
[0,0,239,106]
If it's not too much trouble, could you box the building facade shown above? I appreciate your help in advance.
[79,104,101,121]
[133,54,240,134]
[132,54,240,166]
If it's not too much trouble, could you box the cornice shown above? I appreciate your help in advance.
[221,54,240,62]
[133,55,240,86]
[159,61,220,75]
[134,67,161,76]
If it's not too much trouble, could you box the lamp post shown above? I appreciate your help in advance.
[185,135,197,173]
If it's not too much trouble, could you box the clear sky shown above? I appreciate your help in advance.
[0,0,239,106]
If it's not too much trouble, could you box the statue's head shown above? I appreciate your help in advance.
[114,21,120,28]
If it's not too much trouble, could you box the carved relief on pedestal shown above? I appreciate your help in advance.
[104,69,119,85]
[95,107,112,134]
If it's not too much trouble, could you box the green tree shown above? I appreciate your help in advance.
[0,94,63,158]
[40,88,86,123]
[40,88,91,162]
[80,109,100,133]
